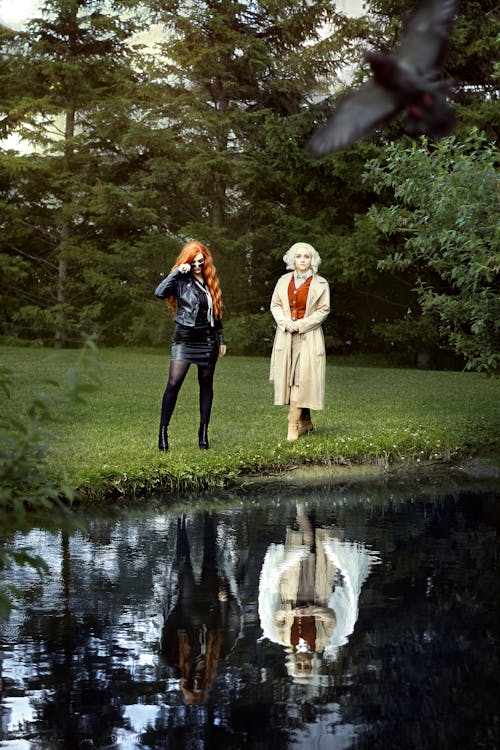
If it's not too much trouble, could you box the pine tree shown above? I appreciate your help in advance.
[0,0,157,347]
[144,0,364,315]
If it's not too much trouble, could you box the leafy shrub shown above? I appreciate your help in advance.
[0,340,101,620]
[222,313,276,356]
[372,314,441,366]
[365,131,499,375]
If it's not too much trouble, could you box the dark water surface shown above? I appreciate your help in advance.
[1,475,498,750]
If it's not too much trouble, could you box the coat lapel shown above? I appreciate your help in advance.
[279,273,326,316]
[278,273,293,316]
[305,276,325,315]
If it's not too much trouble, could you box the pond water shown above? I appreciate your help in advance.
[0,474,498,750]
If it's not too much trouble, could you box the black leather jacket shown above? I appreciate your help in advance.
[155,268,224,343]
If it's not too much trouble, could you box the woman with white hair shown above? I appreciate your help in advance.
[269,242,330,441]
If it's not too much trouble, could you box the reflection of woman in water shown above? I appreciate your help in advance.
[160,513,242,704]
[259,504,380,682]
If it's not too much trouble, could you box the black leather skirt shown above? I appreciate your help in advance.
[171,324,218,366]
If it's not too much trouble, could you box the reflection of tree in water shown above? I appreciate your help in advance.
[5,532,126,748]
[1,515,181,747]
[334,491,499,750]
[0,488,497,749]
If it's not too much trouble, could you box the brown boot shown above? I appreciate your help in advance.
[287,401,301,441]
[298,408,314,436]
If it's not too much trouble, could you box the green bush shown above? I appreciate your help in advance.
[372,314,441,367]
[223,312,275,356]
[0,340,101,620]
[366,132,500,375]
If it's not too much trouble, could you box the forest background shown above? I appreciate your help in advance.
[0,0,498,373]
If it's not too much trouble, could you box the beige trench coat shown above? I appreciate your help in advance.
[269,272,330,410]
[273,527,338,652]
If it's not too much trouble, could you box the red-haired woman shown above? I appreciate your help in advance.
[155,241,226,450]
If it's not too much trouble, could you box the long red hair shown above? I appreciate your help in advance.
[166,240,223,319]
[178,629,223,705]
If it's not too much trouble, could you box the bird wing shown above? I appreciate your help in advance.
[395,0,457,74]
[305,81,400,157]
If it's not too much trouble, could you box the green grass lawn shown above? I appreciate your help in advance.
[2,345,499,501]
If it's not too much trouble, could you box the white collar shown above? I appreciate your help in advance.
[294,269,313,287]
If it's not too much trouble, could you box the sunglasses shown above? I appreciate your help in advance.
[191,259,205,268]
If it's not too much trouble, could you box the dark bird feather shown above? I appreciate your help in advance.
[305,0,457,157]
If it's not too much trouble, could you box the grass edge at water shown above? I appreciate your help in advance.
[2,346,499,504]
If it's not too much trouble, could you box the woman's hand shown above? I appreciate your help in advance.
[219,344,227,357]
[286,320,299,333]
[292,606,308,616]
[179,263,191,273]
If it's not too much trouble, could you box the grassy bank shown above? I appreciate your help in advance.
[2,346,499,502]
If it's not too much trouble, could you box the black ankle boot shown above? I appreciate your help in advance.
[198,423,209,450]
[158,424,169,451]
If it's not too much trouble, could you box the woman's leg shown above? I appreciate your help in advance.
[158,359,190,449]
[197,361,217,448]
[287,385,301,441]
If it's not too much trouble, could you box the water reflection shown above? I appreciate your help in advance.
[259,503,380,689]
[160,513,244,704]
[0,479,498,749]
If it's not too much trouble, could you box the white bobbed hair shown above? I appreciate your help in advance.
[283,242,321,274]
[284,651,331,687]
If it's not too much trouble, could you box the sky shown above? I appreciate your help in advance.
[0,0,42,28]
[0,0,365,30]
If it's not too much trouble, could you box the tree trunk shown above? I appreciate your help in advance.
[54,249,68,349]
[54,106,75,348]
[211,80,228,228]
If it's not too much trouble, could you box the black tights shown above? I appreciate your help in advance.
[160,359,216,427]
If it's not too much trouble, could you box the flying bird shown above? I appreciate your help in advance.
[305,0,457,157]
